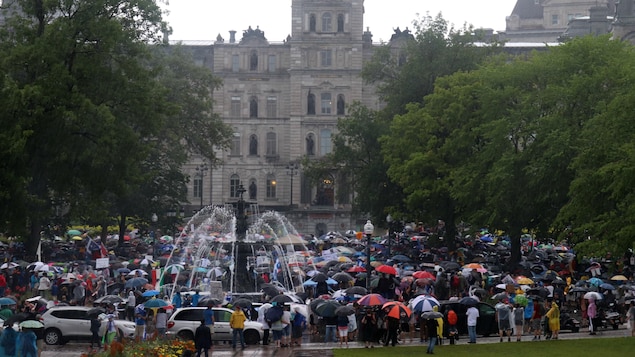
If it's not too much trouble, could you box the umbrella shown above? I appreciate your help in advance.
[390,255,411,263]
[261,285,283,297]
[514,295,529,307]
[347,266,366,273]
[357,293,387,306]
[345,286,368,296]
[124,277,148,289]
[265,306,284,322]
[332,272,354,283]
[198,297,222,307]
[588,277,603,286]
[67,229,82,236]
[584,291,603,300]
[438,261,461,272]
[410,295,440,313]
[127,269,148,277]
[232,299,252,308]
[144,298,170,308]
[87,307,105,317]
[611,275,628,281]
[492,292,508,301]
[4,313,30,327]
[19,320,44,329]
[463,263,487,273]
[335,305,356,316]
[94,295,124,304]
[116,268,131,274]
[0,262,18,270]
[515,276,534,285]
[459,296,479,306]
[142,290,161,297]
[310,272,329,283]
[413,271,436,280]
[270,295,294,304]
[314,300,341,318]
[382,301,411,321]
[0,297,17,306]
[375,265,397,275]
[569,286,589,293]
[600,283,616,290]
[421,311,443,319]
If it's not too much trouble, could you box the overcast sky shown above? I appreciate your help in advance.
[162,0,516,43]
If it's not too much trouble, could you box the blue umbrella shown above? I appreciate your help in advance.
[0,297,16,305]
[116,268,131,274]
[588,277,603,287]
[124,277,148,289]
[600,283,616,290]
[142,290,160,297]
[144,298,169,308]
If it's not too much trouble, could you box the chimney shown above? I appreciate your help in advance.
[229,30,237,44]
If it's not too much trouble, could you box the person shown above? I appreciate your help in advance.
[513,303,524,341]
[291,307,306,346]
[37,273,51,300]
[0,324,18,356]
[545,300,560,340]
[90,315,102,349]
[192,291,200,307]
[281,304,291,347]
[627,300,635,337]
[588,298,598,335]
[257,305,270,345]
[104,314,121,348]
[495,298,512,342]
[203,305,215,341]
[337,313,349,347]
[127,290,136,322]
[18,329,37,357]
[270,311,285,347]
[230,305,246,349]
[347,307,358,343]
[172,292,182,309]
[446,308,458,345]
[324,314,338,343]
[466,304,479,344]
[384,315,399,347]
[531,299,544,340]
[425,316,439,354]
[155,308,168,340]
[360,309,376,348]
[134,303,147,342]
[194,319,213,357]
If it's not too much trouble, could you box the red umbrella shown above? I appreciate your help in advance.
[357,293,387,306]
[413,271,436,280]
[382,301,411,321]
[375,265,397,275]
[347,266,366,273]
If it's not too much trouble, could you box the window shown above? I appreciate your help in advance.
[250,50,258,71]
[337,14,344,32]
[231,132,241,156]
[214,309,232,323]
[249,134,258,156]
[307,92,316,115]
[552,14,558,25]
[320,50,332,67]
[266,132,277,156]
[268,55,276,72]
[230,175,240,198]
[249,96,258,118]
[231,96,241,117]
[320,129,332,155]
[309,14,316,32]
[232,54,239,72]
[337,94,345,115]
[321,93,332,114]
[266,96,277,118]
[193,178,202,198]
[322,13,332,32]
[266,175,277,198]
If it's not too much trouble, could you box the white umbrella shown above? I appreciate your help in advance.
[34,264,50,272]
[410,295,440,313]
[0,262,18,270]
[584,291,603,300]
[127,269,148,276]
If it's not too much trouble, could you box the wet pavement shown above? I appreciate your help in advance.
[41,326,633,357]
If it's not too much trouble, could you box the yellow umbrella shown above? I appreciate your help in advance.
[610,274,628,281]
[337,256,352,263]
[370,261,382,268]
[516,276,534,285]
[71,235,83,241]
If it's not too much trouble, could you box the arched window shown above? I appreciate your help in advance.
[309,14,316,32]
[250,50,258,71]
[307,92,316,115]
[249,97,258,118]
[230,174,240,198]
[266,132,277,156]
[337,14,344,32]
[249,134,258,156]
[337,94,345,115]
[322,13,332,32]
[266,175,277,198]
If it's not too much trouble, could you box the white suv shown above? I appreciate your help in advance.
[41,306,136,345]
[166,307,263,345]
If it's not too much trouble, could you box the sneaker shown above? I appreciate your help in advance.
[500,338,503,342]
[508,337,511,342]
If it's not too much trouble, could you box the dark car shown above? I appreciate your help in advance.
[438,300,498,337]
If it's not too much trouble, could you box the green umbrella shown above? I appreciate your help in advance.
[67,229,81,236]
[19,320,44,329]
[514,294,529,307]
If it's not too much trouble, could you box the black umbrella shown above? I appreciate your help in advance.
[311,272,329,283]
[335,305,356,316]
[94,295,124,305]
[124,277,148,289]
[264,306,284,322]
[261,284,283,297]
[309,298,328,312]
[332,272,354,283]
[232,298,252,309]
[4,312,30,327]
[270,294,294,304]
[526,287,549,299]
[314,300,341,318]
[391,255,411,263]
[459,296,479,306]
[198,297,222,307]
[87,307,105,317]
[439,261,461,272]
[345,286,368,295]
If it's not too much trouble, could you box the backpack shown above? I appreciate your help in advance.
[293,313,306,327]
[451,275,460,288]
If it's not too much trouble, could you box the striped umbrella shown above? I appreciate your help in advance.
[410,295,440,313]
[357,293,386,306]
[382,301,411,321]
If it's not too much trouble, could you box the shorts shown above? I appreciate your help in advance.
[400,323,410,332]
[134,325,145,338]
[283,325,291,336]
[530,319,541,330]
[498,319,511,331]
[272,329,283,341]
[338,327,348,337]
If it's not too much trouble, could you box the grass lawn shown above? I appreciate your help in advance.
[333,337,635,357]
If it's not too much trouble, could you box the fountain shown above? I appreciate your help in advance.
[161,189,313,300]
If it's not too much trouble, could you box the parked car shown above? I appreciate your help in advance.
[41,306,135,345]
[438,300,498,337]
[166,307,263,344]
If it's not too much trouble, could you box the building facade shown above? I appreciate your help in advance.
[176,0,386,237]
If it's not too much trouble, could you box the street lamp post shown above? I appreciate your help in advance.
[286,162,299,208]
[151,213,158,255]
[364,220,374,291]
[386,214,393,258]
[195,163,209,210]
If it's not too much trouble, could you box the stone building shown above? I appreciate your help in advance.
[176,0,391,236]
